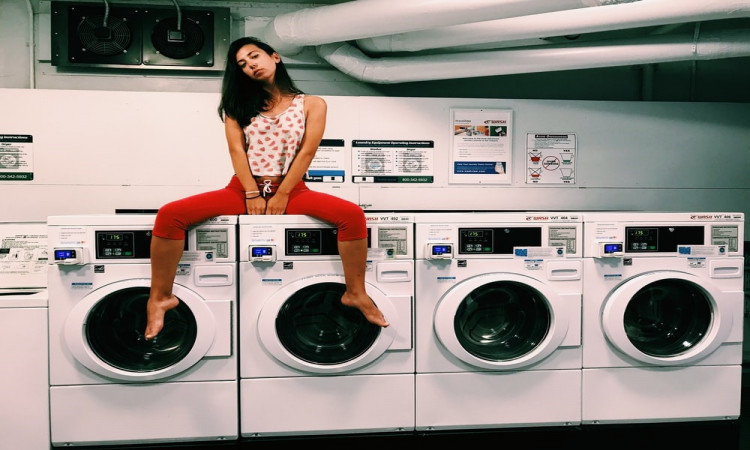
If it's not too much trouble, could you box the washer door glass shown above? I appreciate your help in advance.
[624,279,711,357]
[434,272,574,370]
[602,271,734,365]
[86,286,197,372]
[455,280,550,361]
[64,279,219,381]
[276,282,380,365]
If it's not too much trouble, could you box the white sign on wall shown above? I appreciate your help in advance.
[526,132,577,184]
[450,108,512,184]
[305,138,346,183]
[0,134,33,181]
[351,140,434,183]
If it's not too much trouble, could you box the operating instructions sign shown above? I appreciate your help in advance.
[0,134,34,180]
[352,140,434,183]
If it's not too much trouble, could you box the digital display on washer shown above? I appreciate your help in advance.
[459,227,542,254]
[431,244,452,257]
[286,229,324,255]
[603,243,623,254]
[285,227,372,256]
[459,229,492,253]
[625,226,704,252]
[95,230,154,258]
[54,249,77,260]
[252,246,273,257]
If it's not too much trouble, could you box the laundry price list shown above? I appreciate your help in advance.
[352,140,434,183]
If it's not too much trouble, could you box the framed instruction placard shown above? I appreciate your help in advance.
[526,133,577,184]
[449,108,512,184]
[0,134,34,181]
[352,140,434,183]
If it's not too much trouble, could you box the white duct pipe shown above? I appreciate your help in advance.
[263,0,639,55]
[316,29,750,84]
[357,0,750,53]
[25,0,35,89]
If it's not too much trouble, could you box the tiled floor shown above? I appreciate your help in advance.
[85,381,749,450]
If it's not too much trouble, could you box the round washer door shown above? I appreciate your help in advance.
[601,271,733,366]
[434,273,571,370]
[257,274,399,374]
[64,278,217,381]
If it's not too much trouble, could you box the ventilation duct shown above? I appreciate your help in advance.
[50,1,230,71]
[356,0,750,53]
[257,0,750,84]
[263,0,627,55]
[317,29,750,84]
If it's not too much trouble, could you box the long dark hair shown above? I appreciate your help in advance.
[217,37,303,128]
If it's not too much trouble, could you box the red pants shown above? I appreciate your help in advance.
[152,175,367,241]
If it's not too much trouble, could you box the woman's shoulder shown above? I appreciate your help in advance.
[302,94,326,106]
[302,94,327,113]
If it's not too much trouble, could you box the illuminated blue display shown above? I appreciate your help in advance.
[54,249,76,260]
[603,243,623,254]
[431,245,451,255]
[252,247,273,257]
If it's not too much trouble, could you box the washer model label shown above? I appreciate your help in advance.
[176,263,191,276]
[687,257,707,268]
[523,259,543,270]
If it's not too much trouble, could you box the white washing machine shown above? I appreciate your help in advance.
[0,222,49,450]
[581,211,745,424]
[238,213,415,437]
[47,214,238,447]
[415,212,583,431]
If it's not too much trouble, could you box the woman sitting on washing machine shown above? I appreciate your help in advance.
[144,36,389,340]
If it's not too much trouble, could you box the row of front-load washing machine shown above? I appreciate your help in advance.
[45,211,745,447]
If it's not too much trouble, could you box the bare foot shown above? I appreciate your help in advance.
[145,295,180,340]
[341,292,389,327]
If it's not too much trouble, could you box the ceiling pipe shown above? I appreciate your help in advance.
[316,29,750,84]
[263,0,640,55]
[356,0,750,53]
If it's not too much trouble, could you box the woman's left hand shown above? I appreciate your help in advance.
[265,192,289,215]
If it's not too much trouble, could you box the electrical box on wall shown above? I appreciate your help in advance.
[50,1,230,71]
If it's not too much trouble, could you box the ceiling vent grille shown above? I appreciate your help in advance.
[51,1,230,71]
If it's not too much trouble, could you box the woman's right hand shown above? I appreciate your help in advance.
[245,197,267,215]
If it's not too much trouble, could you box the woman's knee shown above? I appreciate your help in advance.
[337,206,367,241]
[153,202,188,239]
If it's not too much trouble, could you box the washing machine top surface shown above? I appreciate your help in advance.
[414,211,582,224]
[582,211,744,257]
[238,212,415,226]
[415,212,583,260]
[48,214,238,264]
[581,211,744,223]
[47,214,237,226]
[240,213,414,262]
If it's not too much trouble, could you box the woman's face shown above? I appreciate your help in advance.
[235,44,280,83]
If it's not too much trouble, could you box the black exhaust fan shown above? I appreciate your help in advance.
[53,2,143,66]
[51,1,230,71]
[143,8,216,67]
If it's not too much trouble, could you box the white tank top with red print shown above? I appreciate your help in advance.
[244,94,305,176]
